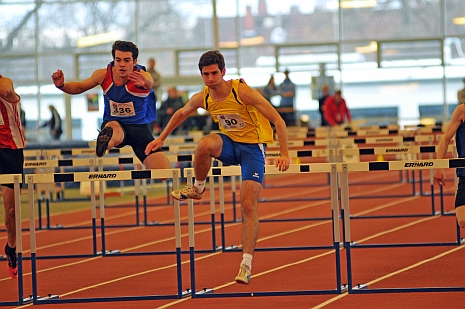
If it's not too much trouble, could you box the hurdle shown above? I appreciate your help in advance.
[23,168,194,305]
[341,159,465,294]
[0,174,28,306]
[184,163,348,298]
[23,156,151,230]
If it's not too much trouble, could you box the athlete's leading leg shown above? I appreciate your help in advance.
[96,121,125,157]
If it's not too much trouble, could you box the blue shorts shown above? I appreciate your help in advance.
[456,177,465,208]
[216,134,266,184]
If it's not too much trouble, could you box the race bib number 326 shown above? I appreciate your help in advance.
[110,101,136,117]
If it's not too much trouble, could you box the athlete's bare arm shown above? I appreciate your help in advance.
[51,69,106,94]
[238,82,290,171]
[434,104,465,185]
[0,76,17,100]
[145,91,204,154]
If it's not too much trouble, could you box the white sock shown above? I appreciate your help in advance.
[241,253,253,270]
[194,180,205,193]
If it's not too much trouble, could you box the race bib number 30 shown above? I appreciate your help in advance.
[217,114,246,130]
[110,100,136,117]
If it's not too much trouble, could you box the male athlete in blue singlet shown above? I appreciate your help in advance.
[434,103,465,231]
[51,41,169,170]
[145,50,290,284]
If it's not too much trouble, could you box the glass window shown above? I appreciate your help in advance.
[380,40,442,67]
[3,0,465,138]
[277,45,339,72]
[138,0,212,49]
[38,2,135,53]
[0,56,36,84]
[77,54,110,80]
[341,41,378,68]
[39,54,75,82]
[445,0,465,37]
[341,0,441,40]
[0,4,37,55]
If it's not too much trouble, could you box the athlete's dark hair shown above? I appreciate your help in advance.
[112,40,139,60]
[198,50,225,73]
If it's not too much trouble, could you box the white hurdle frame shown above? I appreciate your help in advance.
[184,163,347,298]
[339,159,465,294]
[0,174,25,306]
[22,168,192,305]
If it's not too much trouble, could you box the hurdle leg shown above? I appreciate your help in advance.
[208,175,219,252]
[14,176,25,304]
[186,169,197,297]
[329,165,346,292]
[99,179,107,255]
[90,180,98,255]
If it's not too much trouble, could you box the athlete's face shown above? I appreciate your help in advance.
[201,64,225,89]
[114,50,137,78]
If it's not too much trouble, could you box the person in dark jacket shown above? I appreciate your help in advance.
[41,105,63,140]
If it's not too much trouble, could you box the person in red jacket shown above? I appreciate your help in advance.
[323,90,352,127]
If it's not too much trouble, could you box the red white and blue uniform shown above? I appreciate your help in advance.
[0,95,25,149]
[100,62,157,124]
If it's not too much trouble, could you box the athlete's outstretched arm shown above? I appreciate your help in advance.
[238,83,290,172]
[434,104,465,186]
[51,69,105,94]
[145,92,204,154]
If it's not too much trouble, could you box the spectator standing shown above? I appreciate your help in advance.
[158,86,185,134]
[318,84,330,127]
[323,90,352,127]
[147,57,162,99]
[262,75,278,103]
[278,69,296,126]
[147,57,162,133]
[41,105,63,140]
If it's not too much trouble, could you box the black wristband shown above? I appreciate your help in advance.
[56,84,65,89]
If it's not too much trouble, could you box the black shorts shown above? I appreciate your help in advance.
[0,148,24,189]
[102,121,162,163]
[455,176,465,208]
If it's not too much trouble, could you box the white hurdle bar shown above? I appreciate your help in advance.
[339,159,465,294]
[0,174,25,306]
[184,163,347,297]
[23,168,192,305]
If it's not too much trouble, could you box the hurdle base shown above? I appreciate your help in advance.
[341,284,349,293]
[461,238,465,245]
[224,245,239,251]
[38,294,60,301]
[353,284,368,290]
[182,289,192,298]
[49,224,64,229]
[23,294,59,303]
[96,249,121,255]
[145,221,161,226]
[196,288,214,295]
[347,241,358,246]
[21,295,34,304]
